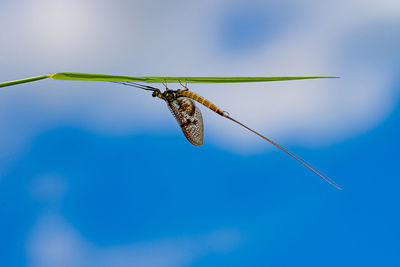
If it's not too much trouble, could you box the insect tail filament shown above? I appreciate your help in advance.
[223,115,342,190]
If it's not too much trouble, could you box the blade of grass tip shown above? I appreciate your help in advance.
[0,74,52,88]
[152,76,340,83]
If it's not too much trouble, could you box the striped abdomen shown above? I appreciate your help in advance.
[177,90,224,116]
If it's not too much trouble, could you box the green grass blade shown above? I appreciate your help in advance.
[52,72,339,83]
[0,74,51,88]
[0,72,339,88]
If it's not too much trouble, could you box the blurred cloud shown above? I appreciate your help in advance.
[215,1,298,55]
[27,213,242,267]
[1,0,400,154]
[1,2,399,266]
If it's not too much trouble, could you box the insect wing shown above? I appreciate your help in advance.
[167,97,204,146]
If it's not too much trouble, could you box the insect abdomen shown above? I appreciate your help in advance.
[178,90,224,116]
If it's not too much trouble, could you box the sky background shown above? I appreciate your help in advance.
[0,0,400,266]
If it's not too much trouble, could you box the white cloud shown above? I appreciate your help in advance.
[27,214,86,267]
[1,0,399,154]
[26,213,242,267]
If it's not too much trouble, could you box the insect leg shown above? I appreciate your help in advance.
[178,80,189,91]
[162,80,169,91]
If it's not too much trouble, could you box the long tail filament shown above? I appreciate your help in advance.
[223,115,342,190]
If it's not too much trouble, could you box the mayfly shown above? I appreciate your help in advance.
[116,81,342,190]
[0,72,342,190]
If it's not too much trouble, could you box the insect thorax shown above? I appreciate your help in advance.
[152,89,182,102]
[162,90,178,102]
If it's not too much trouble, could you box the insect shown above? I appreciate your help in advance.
[116,81,342,190]
[0,72,342,189]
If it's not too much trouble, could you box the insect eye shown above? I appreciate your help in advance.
[152,90,161,97]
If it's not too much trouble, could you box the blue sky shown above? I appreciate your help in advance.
[1,0,400,266]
